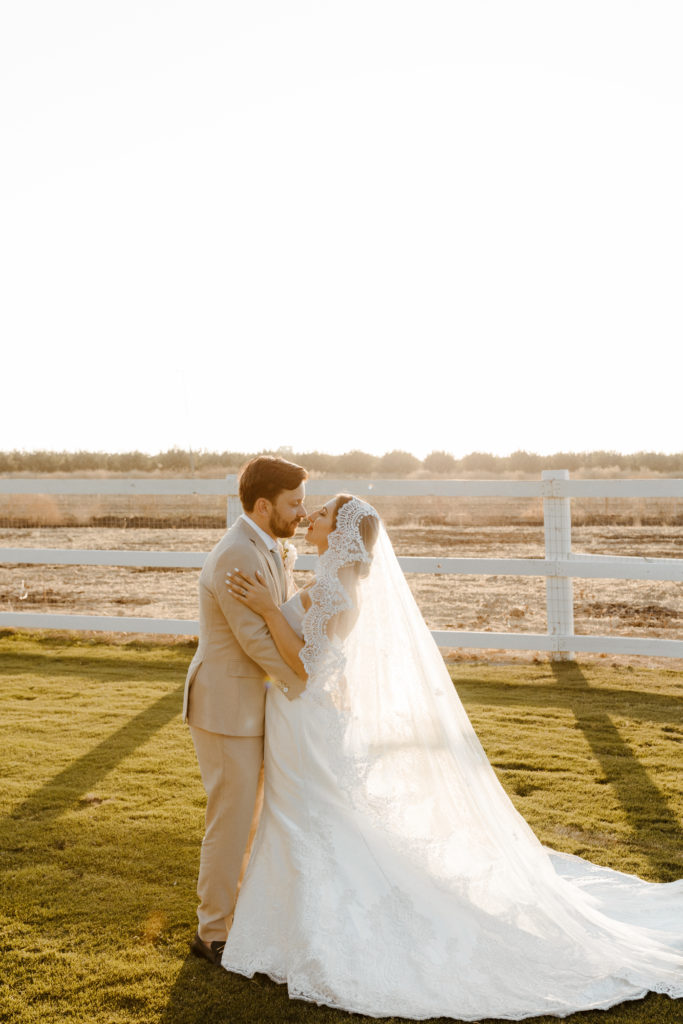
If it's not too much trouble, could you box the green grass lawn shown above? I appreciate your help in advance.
[1,631,682,1024]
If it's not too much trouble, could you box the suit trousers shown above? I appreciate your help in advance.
[190,725,264,943]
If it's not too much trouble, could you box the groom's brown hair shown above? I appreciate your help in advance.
[238,455,307,511]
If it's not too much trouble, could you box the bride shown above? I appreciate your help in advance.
[222,494,682,1020]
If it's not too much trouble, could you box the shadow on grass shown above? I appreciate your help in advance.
[159,957,675,1024]
[161,956,456,1024]
[1,647,192,678]
[4,682,185,826]
[550,662,683,878]
[160,956,294,1024]
[456,674,683,727]
[457,664,683,878]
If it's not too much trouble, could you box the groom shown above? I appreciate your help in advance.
[183,454,308,964]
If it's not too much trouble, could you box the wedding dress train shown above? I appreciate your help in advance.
[222,501,683,1020]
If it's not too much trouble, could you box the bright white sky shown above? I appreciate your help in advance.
[2,1,681,459]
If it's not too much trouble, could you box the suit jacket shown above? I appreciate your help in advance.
[183,517,305,736]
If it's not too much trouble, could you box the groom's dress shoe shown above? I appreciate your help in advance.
[190,931,225,966]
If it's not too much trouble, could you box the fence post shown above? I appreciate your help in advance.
[542,469,575,661]
[226,475,241,528]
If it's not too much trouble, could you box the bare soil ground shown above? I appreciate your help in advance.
[2,522,681,668]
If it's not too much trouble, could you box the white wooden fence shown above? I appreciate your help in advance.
[1,471,682,661]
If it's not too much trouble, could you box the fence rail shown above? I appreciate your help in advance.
[1,472,682,660]
[2,550,682,583]
[2,477,683,497]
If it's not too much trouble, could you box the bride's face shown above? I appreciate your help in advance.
[305,499,338,552]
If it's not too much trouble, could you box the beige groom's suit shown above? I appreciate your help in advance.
[183,515,305,942]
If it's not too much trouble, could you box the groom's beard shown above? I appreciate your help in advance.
[269,510,303,539]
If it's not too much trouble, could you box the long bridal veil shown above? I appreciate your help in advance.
[296,498,683,1014]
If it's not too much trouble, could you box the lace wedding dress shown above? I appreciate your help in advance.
[222,499,683,1020]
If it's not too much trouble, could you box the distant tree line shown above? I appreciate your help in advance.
[1,448,682,475]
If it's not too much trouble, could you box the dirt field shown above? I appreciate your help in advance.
[2,521,681,667]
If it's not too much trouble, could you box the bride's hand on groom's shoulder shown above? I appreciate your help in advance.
[225,568,277,616]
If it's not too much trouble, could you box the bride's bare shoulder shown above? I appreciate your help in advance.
[300,588,313,611]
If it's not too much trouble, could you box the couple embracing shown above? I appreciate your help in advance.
[183,456,683,1021]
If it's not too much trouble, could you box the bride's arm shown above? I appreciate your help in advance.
[226,570,307,681]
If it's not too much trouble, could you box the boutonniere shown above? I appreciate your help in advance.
[279,539,297,575]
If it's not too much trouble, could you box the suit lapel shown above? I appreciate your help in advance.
[235,519,283,603]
